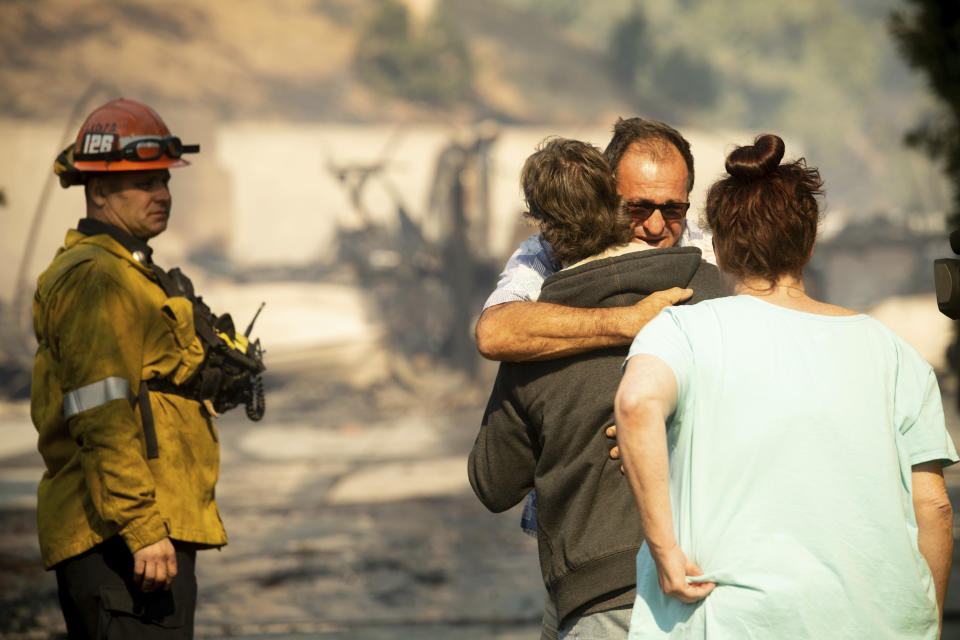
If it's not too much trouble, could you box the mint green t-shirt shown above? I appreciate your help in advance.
[625,295,958,639]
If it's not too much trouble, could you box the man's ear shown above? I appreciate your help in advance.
[86,176,108,208]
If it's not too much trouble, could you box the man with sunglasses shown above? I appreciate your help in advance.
[476,117,714,362]
[32,99,224,639]
[470,136,724,640]
[474,118,724,639]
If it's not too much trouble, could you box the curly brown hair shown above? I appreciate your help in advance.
[704,134,824,283]
[521,138,632,266]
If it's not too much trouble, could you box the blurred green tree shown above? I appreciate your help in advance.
[355,0,473,107]
[608,4,715,111]
[889,0,960,397]
[652,48,717,109]
[608,5,651,91]
[527,0,581,25]
[889,0,960,226]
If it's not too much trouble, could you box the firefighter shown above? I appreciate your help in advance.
[33,98,226,638]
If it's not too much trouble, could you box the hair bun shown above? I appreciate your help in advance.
[725,134,785,180]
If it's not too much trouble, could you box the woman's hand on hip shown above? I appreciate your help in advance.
[653,543,716,604]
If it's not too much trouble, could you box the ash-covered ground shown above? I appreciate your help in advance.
[4,352,960,639]
[0,356,546,640]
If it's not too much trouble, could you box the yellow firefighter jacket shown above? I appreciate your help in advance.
[31,228,227,569]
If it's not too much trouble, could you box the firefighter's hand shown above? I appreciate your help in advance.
[605,424,624,474]
[133,537,177,592]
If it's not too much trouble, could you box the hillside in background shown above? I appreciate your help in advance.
[0,0,949,222]
[0,0,635,124]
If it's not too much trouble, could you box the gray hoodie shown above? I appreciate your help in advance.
[469,246,727,625]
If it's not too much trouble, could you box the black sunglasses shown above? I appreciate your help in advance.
[74,133,200,162]
[625,200,690,222]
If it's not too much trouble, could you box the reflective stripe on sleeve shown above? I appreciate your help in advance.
[63,377,133,418]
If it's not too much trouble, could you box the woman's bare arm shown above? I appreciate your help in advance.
[614,354,714,603]
[913,461,953,622]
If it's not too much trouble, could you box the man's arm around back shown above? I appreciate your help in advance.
[475,287,693,362]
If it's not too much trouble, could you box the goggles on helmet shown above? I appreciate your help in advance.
[73,133,200,163]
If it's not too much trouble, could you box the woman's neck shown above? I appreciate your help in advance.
[734,274,807,299]
[731,273,859,317]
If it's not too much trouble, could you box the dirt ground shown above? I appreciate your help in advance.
[4,360,960,639]
[0,356,549,639]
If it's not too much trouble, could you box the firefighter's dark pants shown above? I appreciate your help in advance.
[54,536,197,640]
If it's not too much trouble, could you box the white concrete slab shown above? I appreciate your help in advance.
[237,418,442,463]
[325,456,471,504]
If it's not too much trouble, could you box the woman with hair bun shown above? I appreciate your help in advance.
[613,134,957,638]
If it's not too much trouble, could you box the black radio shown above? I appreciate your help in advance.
[935,230,960,319]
